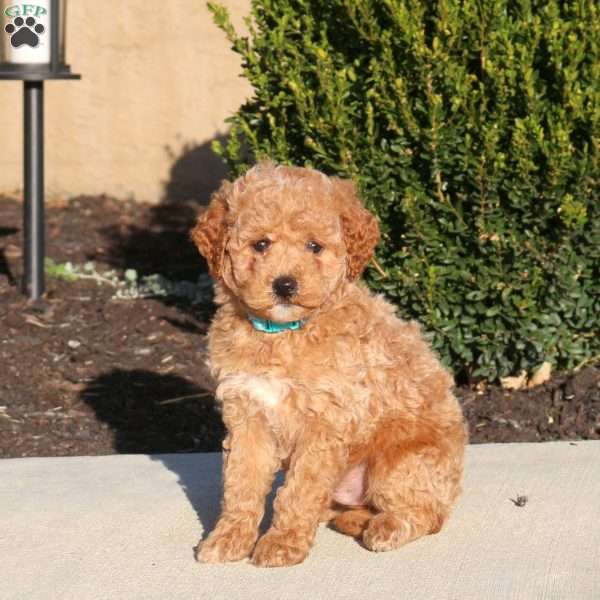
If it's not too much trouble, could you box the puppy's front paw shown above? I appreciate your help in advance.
[196,520,257,564]
[251,529,310,568]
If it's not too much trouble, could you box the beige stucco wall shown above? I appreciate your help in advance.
[0,0,251,203]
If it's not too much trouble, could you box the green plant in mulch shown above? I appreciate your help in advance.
[208,0,600,382]
[45,259,214,304]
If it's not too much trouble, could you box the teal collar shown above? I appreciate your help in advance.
[249,315,305,333]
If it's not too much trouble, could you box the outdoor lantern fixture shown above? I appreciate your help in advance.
[0,0,80,300]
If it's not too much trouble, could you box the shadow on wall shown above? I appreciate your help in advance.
[164,137,229,203]
[93,134,229,281]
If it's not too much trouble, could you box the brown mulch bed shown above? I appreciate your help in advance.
[1,195,599,458]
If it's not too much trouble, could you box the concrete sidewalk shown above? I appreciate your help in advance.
[1,442,599,600]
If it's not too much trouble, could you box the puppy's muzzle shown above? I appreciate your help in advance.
[272,275,298,299]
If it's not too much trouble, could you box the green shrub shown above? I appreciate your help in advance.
[209,0,600,382]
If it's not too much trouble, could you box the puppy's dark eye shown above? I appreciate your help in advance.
[253,239,271,253]
[306,241,323,254]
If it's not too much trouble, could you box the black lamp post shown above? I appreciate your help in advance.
[0,0,80,300]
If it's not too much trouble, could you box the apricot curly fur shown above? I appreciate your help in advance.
[191,161,467,568]
[331,178,380,280]
[190,183,230,278]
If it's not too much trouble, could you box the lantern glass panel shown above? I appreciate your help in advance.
[1,0,66,65]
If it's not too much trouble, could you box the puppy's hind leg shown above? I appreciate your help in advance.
[330,506,375,538]
[362,420,465,552]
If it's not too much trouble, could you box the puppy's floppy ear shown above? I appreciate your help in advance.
[190,181,231,279]
[332,178,380,280]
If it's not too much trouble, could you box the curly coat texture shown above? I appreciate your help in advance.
[191,161,467,567]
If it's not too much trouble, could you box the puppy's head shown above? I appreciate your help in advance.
[191,161,379,322]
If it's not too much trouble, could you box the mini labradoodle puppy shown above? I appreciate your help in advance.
[191,161,466,567]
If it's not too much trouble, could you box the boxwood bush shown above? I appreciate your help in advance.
[208,0,599,382]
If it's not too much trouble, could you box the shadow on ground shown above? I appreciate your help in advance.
[78,367,284,541]
[155,452,225,541]
[73,138,233,533]
[79,369,223,454]
[79,368,229,535]
[94,136,229,282]
[81,369,236,535]
[0,226,18,286]
[156,452,283,544]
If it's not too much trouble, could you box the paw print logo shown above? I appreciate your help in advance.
[5,16,45,48]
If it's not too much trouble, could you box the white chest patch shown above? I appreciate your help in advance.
[219,373,289,409]
[269,304,294,322]
[243,375,286,407]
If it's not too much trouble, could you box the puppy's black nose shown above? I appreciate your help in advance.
[272,276,298,299]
